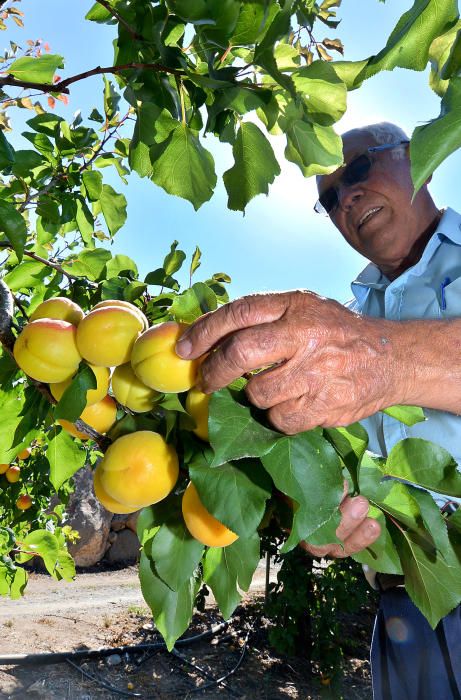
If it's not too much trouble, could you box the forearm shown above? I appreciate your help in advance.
[378,317,461,414]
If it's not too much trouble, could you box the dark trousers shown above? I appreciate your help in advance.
[371,588,461,700]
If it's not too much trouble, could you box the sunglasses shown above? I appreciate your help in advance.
[314,140,410,216]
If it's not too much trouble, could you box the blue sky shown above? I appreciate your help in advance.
[8,1,460,302]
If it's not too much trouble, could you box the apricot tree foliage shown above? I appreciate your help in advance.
[0,0,461,651]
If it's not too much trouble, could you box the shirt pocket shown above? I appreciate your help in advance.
[440,276,461,317]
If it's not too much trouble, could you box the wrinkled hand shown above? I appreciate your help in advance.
[299,486,381,558]
[176,290,405,434]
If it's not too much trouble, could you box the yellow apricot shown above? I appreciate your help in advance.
[0,464,9,474]
[99,431,178,509]
[93,300,148,330]
[5,466,20,483]
[59,395,117,440]
[131,322,199,393]
[50,364,110,407]
[93,466,138,514]
[77,306,144,367]
[16,494,32,510]
[182,482,238,548]
[14,319,82,383]
[111,363,160,413]
[30,297,84,326]
[185,388,210,441]
[17,448,31,460]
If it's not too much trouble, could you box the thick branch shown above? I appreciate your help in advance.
[0,62,185,95]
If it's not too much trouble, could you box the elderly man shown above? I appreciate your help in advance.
[176,122,461,699]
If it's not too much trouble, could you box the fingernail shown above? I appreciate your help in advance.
[351,500,369,519]
[175,338,192,358]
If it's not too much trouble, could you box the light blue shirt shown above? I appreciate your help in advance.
[348,207,461,504]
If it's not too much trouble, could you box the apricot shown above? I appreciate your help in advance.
[14,319,82,383]
[98,431,178,509]
[111,363,160,413]
[93,300,148,330]
[16,494,32,510]
[131,322,199,393]
[76,306,144,367]
[0,464,9,474]
[59,395,117,440]
[185,388,210,441]
[50,364,110,407]
[182,482,238,548]
[30,297,84,326]
[93,466,137,514]
[5,466,20,483]
[17,448,31,460]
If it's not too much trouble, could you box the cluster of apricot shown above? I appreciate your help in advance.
[1,447,33,510]
[12,297,238,548]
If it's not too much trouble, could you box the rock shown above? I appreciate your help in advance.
[65,466,113,567]
[106,653,122,666]
[125,510,140,533]
[105,528,140,564]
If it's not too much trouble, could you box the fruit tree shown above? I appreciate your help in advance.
[0,0,461,677]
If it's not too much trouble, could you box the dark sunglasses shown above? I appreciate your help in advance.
[314,140,410,216]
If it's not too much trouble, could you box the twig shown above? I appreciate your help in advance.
[95,0,143,40]
[0,244,98,287]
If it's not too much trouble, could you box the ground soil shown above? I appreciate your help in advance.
[0,562,374,699]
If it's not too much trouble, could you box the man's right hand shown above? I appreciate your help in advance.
[299,487,381,558]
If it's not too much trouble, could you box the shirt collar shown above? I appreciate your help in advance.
[350,207,461,304]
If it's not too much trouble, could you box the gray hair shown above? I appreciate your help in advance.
[342,122,409,160]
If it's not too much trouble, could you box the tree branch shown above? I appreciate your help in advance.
[95,0,143,40]
[0,62,185,95]
[0,245,98,288]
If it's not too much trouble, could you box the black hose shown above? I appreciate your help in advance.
[0,621,228,667]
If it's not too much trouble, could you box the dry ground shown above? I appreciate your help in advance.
[0,563,373,699]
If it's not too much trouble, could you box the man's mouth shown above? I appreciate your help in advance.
[357,207,383,229]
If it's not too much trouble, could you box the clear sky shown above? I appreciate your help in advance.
[8,1,460,302]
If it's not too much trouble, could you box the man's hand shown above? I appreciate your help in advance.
[176,290,407,434]
[299,489,381,558]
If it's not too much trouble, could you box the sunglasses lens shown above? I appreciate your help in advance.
[318,188,338,214]
[343,154,372,186]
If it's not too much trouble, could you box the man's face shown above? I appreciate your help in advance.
[316,130,433,276]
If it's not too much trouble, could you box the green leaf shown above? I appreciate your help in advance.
[163,240,186,276]
[383,438,461,497]
[223,122,280,212]
[63,248,111,281]
[4,260,49,291]
[12,386,48,452]
[9,566,27,599]
[284,121,343,177]
[253,0,295,94]
[170,282,217,323]
[17,530,60,577]
[99,184,127,236]
[0,201,27,261]
[75,196,94,244]
[11,150,42,178]
[85,2,114,22]
[105,254,138,279]
[103,76,120,121]
[150,521,204,591]
[54,364,97,422]
[428,20,461,96]
[190,246,201,278]
[381,405,426,426]
[261,431,343,552]
[82,170,103,201]
[0,131,15,170]
[26,113,64,136]
[230,0,279,45]
[139,551,199,651]
[325,422,368,492]
[0,385,28,462]
[8,54,64,83]
[150,124,217,210]
[291,61,347,125]
[47,428,86,491]
[54,550,76,582]
[390,522,461,629]
[208,388,281,467]
[203,532,260,619]
[129,104,178,177]
[189,457,272,538]
[144,268,179,291]
[411,77,461,193]
[356,0,459,83]
[352,507,403,575]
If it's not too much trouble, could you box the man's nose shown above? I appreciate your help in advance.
[337,183,364,212]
